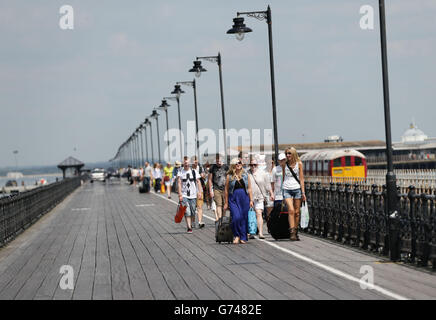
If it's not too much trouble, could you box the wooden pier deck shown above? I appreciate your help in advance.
[0,179,435,300]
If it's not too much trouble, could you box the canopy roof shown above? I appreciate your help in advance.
[57,156,85,169]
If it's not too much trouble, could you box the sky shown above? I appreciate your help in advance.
[1,0,435,167]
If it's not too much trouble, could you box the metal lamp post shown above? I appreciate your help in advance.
[138,126,145,165]
[151,110,161,163]
[177,79,200,161]
[158,99,171,163]
[227,5,279,164]
[171,84,185,159]
[143,119,150,163]
[378,0,399,261]
[146,118,154,163]
[193,53,228,163]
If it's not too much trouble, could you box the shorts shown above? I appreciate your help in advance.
[283,188,302,200]
[253,199,264,211]
[213,188,225,207]
[266,199,274,208]
[165,181,171,187]
[182,198,197,217]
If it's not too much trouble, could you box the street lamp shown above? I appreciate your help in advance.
[146,117,154,163]
[138,125,145,165]
[151,110,161,163]
[194,53,228,163]
[171,84,185,159]
[227,5,279,164]
[143,119,149,163]
[13,150,18,172]
[378,0,399,261]
[158,99,171,163]
[177,80,200,161]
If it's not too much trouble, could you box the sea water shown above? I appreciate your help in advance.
[0,174,63,187]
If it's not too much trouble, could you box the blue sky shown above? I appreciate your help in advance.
[1,0,435,167]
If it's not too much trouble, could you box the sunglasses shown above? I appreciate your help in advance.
[249,164,257,167]
[286,152,292,155]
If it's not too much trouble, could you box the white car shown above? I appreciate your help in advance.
[90,168,106,182]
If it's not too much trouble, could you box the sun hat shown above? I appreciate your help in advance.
[278,153,286,161]
[175,161,182,167]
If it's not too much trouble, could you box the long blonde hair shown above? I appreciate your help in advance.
[227,159,245,181]
[285,147,300,164]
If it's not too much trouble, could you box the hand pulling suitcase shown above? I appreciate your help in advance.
[216,216,233,243]
[267,201,290,240]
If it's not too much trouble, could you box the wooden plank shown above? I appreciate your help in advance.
[33,187,91,300]
[104,188,133,300]
[109,190,153,300]
[127,198,220,300]
[92,192,112,300]
[119,191,195,300]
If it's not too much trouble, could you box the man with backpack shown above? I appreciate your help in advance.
[178,157,203,234]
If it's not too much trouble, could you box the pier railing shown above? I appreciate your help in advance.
[304,182,436,269]
[0,177,81,247]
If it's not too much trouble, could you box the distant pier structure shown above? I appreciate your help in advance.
[57,156,85,179]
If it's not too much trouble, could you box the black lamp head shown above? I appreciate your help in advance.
[227,17,252,41]
[158,99,170,110]
[171,84,185,98]
[151,110,159,119]
[189,60,207,78]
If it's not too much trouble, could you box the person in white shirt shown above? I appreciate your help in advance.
[282,147,306,241]
[248,157,274,239]
[153,163,163,193]
[178,157,203,233]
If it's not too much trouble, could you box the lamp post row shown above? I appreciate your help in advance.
[114,5,398,256]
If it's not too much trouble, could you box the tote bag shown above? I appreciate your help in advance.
[175,203,187,223]
[300,201,309,229]
[248,208,257,235]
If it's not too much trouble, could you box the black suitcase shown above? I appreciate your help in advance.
[216,216,233,243]
[267,201,290,240]
[139,178,150,193]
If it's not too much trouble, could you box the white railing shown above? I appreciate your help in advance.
[305,169,436,194]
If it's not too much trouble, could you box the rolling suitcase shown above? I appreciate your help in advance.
[139,178,150,193]
[267,201,290,240]
[216,216,233,243]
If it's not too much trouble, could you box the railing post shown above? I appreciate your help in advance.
[327,182,335,239]
[415,193,430,267]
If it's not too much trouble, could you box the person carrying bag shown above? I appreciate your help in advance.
[281,147,306,241]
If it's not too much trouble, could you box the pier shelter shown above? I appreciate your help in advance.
[57,156,85,179]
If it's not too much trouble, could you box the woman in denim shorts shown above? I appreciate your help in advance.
[281,147,306,241]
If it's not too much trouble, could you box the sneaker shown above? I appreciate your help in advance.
[249,234,255,239]
[199,222,205,229]
[187,228,193,234]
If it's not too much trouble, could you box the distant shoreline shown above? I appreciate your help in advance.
[0,173,62,179]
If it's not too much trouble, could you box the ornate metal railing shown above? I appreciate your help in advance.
[0,177,81,248]
[304,182,436,270]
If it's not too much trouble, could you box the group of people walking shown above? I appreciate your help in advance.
[124,147,306,243]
